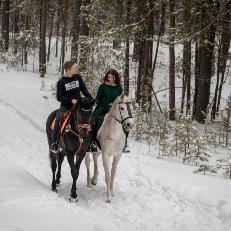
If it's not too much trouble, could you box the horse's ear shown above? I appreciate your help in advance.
[120,93,128,101]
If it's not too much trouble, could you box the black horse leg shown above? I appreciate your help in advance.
[67,155,78,200]
[56,153,64,185]
[50,155,57,192]
[67,154,85,201]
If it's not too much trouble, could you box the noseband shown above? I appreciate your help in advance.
[78,107,92,132]
[110,101,133,133]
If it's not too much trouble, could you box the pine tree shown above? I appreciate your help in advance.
[184,135,210,166]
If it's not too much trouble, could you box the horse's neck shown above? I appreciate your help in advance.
[103,111,123,134]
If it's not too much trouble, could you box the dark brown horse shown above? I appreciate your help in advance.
[46,97,93,202]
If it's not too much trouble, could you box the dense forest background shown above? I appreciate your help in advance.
[0,0,231,175]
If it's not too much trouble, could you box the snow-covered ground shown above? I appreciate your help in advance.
[0,71,231,231]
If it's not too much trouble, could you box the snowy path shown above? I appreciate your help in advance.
[0,100,229,231]
[0,73,231,230]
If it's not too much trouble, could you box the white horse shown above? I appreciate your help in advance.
[85,94,134,202]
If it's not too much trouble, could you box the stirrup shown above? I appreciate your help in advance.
[90,142,97,153]
[50,142,59,154]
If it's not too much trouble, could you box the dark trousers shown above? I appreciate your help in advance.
[51,105,71,145]
[92,111,105,141]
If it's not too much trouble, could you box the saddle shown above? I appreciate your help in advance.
[50,111,71,135]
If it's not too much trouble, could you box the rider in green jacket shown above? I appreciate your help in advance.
[90,69,130,152]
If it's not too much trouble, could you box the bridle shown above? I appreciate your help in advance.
[110,101,133,133]
[64,104,92,154]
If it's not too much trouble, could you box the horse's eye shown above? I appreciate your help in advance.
[120,107,124,110]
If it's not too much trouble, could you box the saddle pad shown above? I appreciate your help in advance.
[50,113,71,134]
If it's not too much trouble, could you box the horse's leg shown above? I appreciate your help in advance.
[56,152,64,186]
[102,153,111,203]
[50,154,57,192]
[91,152,99,185]
[110,155,121,196]
[85,152,92,187]
[67,154,78,202]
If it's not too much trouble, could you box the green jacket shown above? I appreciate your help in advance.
[94,83,123,116]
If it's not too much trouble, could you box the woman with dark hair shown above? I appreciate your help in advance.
[90,69,125,152]
[96,69,122,115]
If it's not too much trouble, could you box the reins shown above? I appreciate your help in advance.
[110,101,133,133]
[63,102,92,156]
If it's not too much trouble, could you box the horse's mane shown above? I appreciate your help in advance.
[79,97,92,110]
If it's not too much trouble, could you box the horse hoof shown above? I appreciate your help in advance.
[52,188,57,193]
[69,196,78,203]
[91,180,97,186]
[91,177,98,185]
[106,199,111,203]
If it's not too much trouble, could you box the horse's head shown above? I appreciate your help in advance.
[111,94,134,132]
[72,97,93,133]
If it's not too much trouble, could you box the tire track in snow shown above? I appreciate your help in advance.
[0,99,45,133]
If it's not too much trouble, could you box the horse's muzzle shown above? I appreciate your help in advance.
[125,121,134,130]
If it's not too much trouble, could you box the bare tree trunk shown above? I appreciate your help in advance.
[181,0,191,115]
[193,42,200,119]
[180,69,186,114]
[212,33,221,120]
[79,0,90,72]
[186,44,191,115]
[55,0,62,58]
[0,1,2,29]
[1,0,10,51]
[132,37,140,61]
[134,0,146,103]
[124,0,131,95]
[13,9,19,54]
[195,1,217,123]
[61,0,68,75]
[112,0,123,49]
[24,15,29,65]
[139,0,155,109]
[169,0,175,120]
[39,0,47,77]
[47,13,54,62]
[217,0,231,113]
[151,0,166,78]
[71,0,81,62]
[136,39,145,103]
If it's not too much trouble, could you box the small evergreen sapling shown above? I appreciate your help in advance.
[158,116,171,158]
[222,96,231,147]
[217,139,231,179]
[184,135,210,166]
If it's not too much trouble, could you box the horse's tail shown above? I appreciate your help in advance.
[46,109,59,147]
